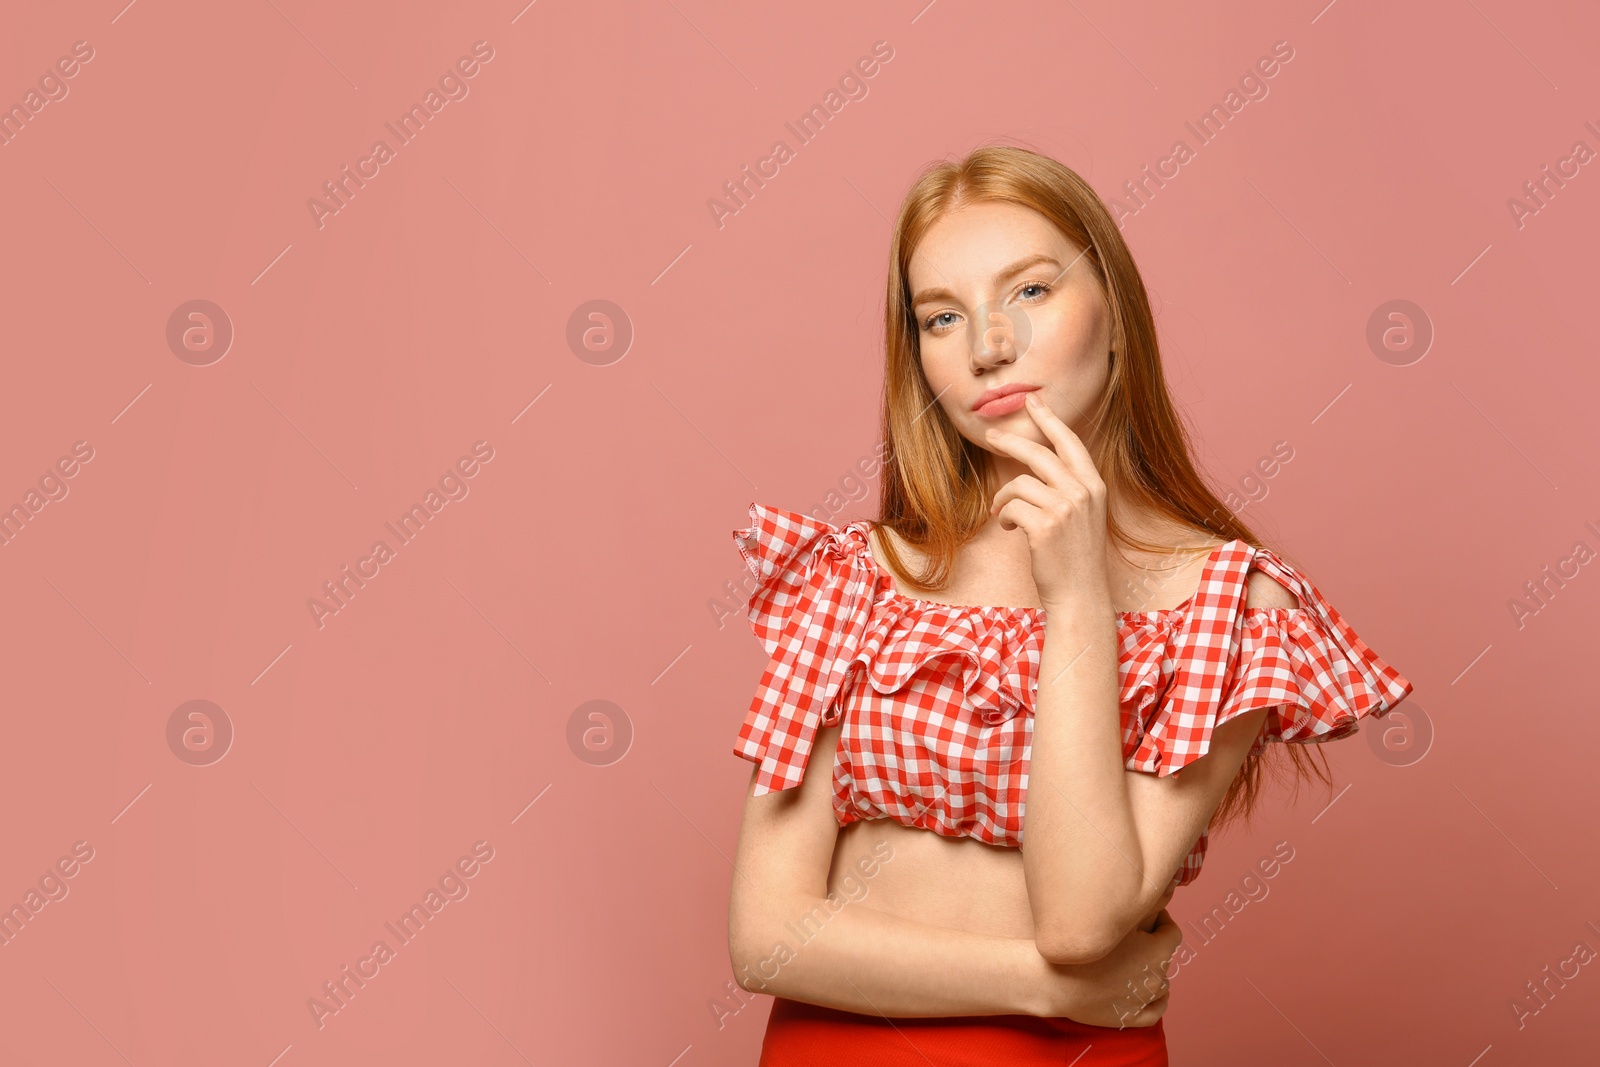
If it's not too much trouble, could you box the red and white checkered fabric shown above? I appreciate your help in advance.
[732,502,1414,886]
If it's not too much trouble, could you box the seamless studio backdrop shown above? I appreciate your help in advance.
[0,2,1596,1065]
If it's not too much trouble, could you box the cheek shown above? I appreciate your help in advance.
[918,359,969,425]
[919,351,956,397]
[1036,303,1094,350]
[1031,312,1107,378]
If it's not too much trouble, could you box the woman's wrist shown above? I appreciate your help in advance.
[1039,593,1115,629]
[1010,937,1083,1018]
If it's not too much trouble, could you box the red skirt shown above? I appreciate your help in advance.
[757,996,1168,1066]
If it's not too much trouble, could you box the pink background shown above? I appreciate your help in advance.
[1,0,1596,1063]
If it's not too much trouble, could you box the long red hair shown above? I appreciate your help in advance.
[873,143,1329,842]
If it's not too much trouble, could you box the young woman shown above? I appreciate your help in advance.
[725,145,1413,1065]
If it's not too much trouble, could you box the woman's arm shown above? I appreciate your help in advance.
[982,397,1293,965]
[1024,580,1282,964]
[727,723,1177,1020]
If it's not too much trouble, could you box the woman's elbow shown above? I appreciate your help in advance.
[728,909,789,994]
[728,913,764,983]
[727,936,766,993]
[1035,924,1117,967]
[728,933,793,997]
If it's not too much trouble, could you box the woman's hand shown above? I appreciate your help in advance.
[1036,908,1181,1028]
[983,392,1110,612]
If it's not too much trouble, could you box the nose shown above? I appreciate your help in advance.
[969,304,1019,371]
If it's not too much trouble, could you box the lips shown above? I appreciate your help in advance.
[971,383,1040,414]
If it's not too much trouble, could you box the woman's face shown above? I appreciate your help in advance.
[907,201,1113,477]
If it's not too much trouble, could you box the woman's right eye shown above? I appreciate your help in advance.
[923,311,960,332]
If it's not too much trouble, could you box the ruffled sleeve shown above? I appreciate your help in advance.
[731,502,879,795]
[1127,541,1414,778]
[1126,540,1414,888]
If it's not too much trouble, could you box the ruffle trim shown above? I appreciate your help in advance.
[732,502,1414,793]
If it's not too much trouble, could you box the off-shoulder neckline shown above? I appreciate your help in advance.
[856,518,1239,619]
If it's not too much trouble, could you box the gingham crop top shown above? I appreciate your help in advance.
[731,502,1415,887]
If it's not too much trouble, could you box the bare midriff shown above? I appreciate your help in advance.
[828,814,1172,942]
[821,715,1172,942]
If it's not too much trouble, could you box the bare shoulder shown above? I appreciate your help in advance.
[1144,518,1300,610]
[1245,567,1300,609]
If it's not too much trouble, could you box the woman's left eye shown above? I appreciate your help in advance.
[1018,282,1051,302]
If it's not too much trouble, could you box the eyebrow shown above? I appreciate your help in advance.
[910,253,1062,308]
